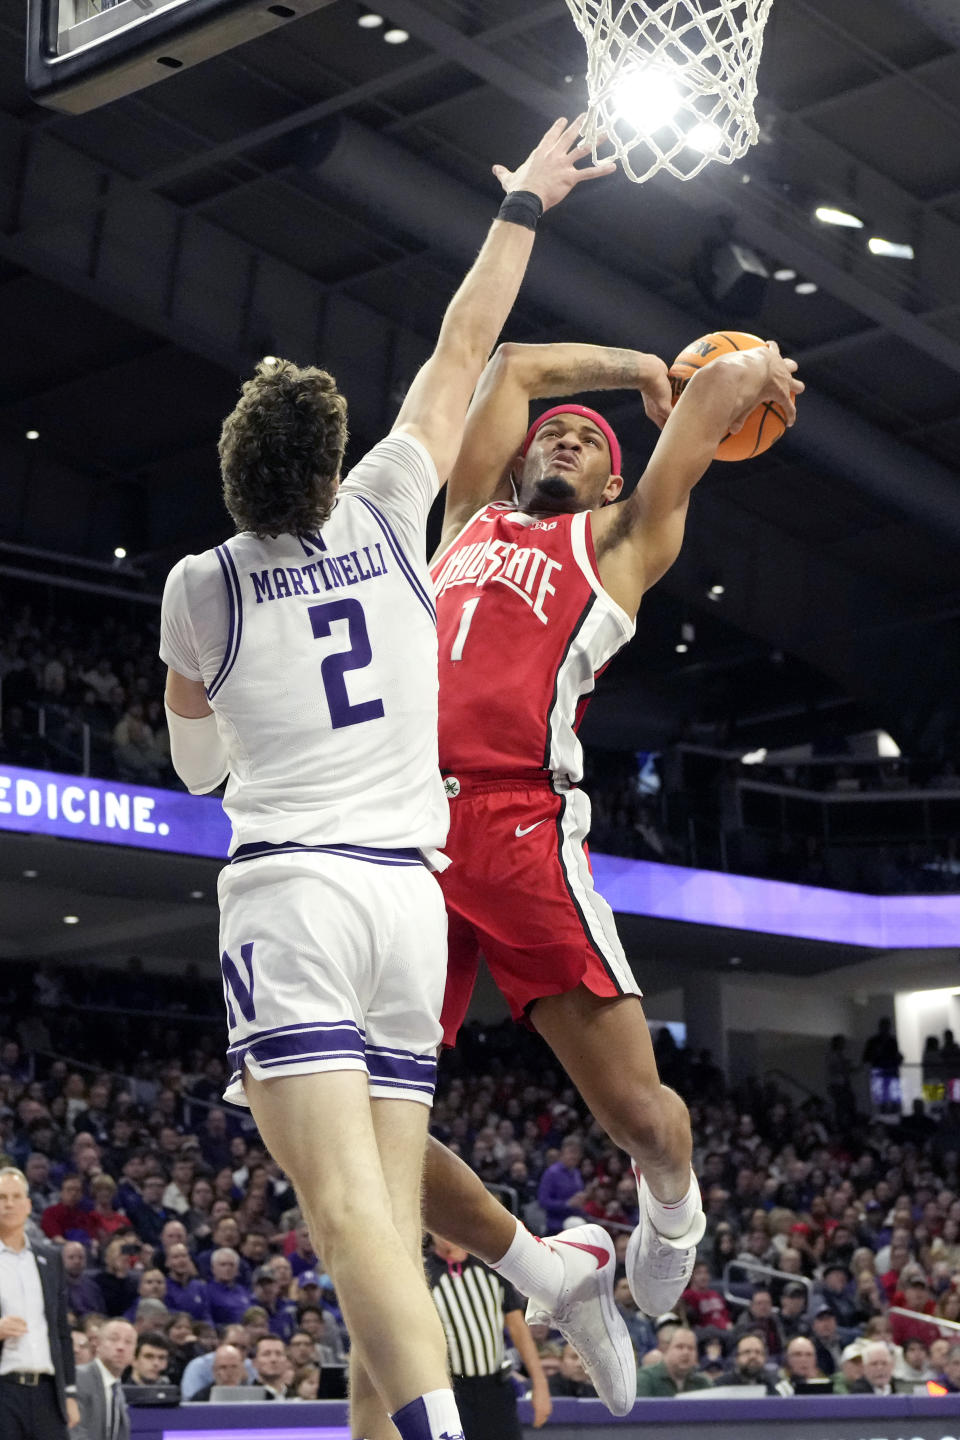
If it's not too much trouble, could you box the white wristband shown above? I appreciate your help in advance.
[165,704,230,795]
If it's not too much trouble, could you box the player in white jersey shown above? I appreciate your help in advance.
[160,119,618,1440]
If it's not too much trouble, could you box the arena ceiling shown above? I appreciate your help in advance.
[1,0,960,753]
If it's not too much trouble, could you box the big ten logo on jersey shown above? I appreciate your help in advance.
[434,537,562,625]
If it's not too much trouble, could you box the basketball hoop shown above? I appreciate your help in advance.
[565,0,774,184]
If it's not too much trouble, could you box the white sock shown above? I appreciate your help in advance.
[635,1164,702,1240]
[490,1217,565,1310]
[391,1390,463,1440]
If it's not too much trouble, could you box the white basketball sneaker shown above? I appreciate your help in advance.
[524,1223,636,1416]
[626,1174,706,1316]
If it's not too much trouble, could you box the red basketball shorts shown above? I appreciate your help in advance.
[437,775,641,1046]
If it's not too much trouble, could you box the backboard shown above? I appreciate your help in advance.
[26,0,336,113]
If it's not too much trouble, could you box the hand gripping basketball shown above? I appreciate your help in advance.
[493,115,617,214]
[669,332,803,462]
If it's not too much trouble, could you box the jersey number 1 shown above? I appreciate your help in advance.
[309,599,385,729]
[450,597,480,662]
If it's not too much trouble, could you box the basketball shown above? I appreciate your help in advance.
[668,330,790,462]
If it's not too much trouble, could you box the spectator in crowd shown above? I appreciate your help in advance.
[112,701,165,785]
[128,1332,172,1387]
[127,1175,172,1248]
[123,1268,167,1322]
[732,1287,785,1359]
[722,1334,779,1395]
[778,1283,811,1343]
[818,1262,859,1328]
[933,1342,960,1394]
[889,1273,940,1348]
[25,1151,57,1216]
[895,1337,933,1384]
[41,1173,89,1242]
[207,1248,253,1326]
[251,1266,296,1340]
[635,1328,711,1397]
[86,1175,127,1245]
[810,1307,843,1376]
[613,1276,656,1359]
[536,1137,586,1233]
[288,1364,321,1400]
[97,1236,139,1317]
[849,1341,896,1395]
[832,1342,866,1394]
[547,1346,598,1400]
[192,1344,249,1402]
[681,1260,731,1336]
[779,1336,826,1392]
[252,1335,289,1401]
[61,1239,106,1317]
[163,1242,210,1322]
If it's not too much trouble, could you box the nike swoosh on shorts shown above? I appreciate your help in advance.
[515,820,548,837]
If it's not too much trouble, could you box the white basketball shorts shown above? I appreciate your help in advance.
[218,843,447,1108]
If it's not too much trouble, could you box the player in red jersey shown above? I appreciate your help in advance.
[418,336,802,1341]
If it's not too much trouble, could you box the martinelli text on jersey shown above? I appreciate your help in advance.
[249,544,388,604]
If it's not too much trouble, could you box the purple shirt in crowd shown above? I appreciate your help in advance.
[537,1160,584,1231]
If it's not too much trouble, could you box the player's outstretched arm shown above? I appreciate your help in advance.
[392,117,615,487]
[593,341,803,616]
[435,341,672,553]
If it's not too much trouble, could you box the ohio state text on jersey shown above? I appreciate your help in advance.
[432,504,635,781]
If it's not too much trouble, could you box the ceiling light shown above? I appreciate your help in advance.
[357,11,383,26]
[63,915,79,925]
[189,889,204,900]
[675,642,688,654]
[795,280,818,295]
[876,731,901,758]
[113,546,127,560]
[773,267,796,282]
[613,67,682,134]
[729,955,743,966]
[687,120,723,154]
[868,237,914,260]
[815,206,863,229]
[22,869,38,879]
[741,748,768,765]
[261,354,279,366]
[708,582,725,600]
[25,429,39,440]
[681,621,695,643]
[383,26,409,42]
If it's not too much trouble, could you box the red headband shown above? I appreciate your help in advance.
[521,404,622,477]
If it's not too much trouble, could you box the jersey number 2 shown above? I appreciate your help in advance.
[309,599,385,729]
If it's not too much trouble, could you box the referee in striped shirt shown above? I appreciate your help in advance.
[427,1236,551,1440]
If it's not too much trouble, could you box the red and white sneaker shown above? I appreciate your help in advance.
[626,1175,706,1316]
[524,1223,636,1416]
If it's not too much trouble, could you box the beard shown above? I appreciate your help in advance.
[533,473,577,503]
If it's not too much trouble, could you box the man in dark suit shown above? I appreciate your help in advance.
[73,1319,136,1440]
[0,1165,79,1439]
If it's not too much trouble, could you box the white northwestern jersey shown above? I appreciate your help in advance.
[160,433,448,858]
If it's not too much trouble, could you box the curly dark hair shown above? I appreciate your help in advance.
[219,359,348,537]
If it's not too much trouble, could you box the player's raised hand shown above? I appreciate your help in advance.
[729,339,804,433]
[492,115,617,213]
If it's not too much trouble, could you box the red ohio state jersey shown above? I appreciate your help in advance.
[431,503,635,781]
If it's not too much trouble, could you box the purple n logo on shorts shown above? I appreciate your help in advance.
[221,941,256,1026]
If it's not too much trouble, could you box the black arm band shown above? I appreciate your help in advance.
[497,190,543,231]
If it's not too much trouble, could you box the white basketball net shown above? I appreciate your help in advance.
[565,0,774,184]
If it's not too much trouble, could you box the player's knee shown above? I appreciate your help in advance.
[611,1083,674,1159]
